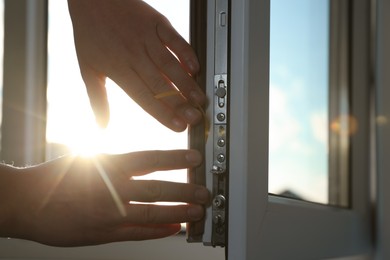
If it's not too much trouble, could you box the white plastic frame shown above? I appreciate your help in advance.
[227,0,372,259]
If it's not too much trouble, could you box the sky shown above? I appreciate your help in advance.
[269,0,329,203]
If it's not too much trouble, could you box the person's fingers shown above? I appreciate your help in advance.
[147,39,205,107]
[129,50,203,126]
[102,149,202,177]
[118,180,210,204]
[119,204,204,224]
[103,224,181,242]
[109,63,188,132]
[80,66,110,128]
[156,19,200,76]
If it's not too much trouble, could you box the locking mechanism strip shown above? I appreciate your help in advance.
[210,0,229,247]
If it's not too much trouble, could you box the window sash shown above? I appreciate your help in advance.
[227,0,372,259]
[328,0,350,206]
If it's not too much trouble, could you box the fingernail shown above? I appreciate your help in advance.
[172,118,186,132]
[187,205,204,220]
[195,188,209,203]
[185,150,202,165]
[190,90,205,105]
[184,107,202,124]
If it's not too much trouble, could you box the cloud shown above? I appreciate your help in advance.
[269,84,302,152]
[310,110,328,145]
[269,83,328,204]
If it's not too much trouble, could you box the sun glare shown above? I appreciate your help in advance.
[46,0,190,188]
[47,0,189,166]
[66,130,105,158]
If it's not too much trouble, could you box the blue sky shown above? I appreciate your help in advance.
[269,0,330,203]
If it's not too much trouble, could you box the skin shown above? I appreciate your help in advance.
[67,0,206,131]
[0,150,209,247]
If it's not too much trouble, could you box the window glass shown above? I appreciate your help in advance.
[46,0,189,183]
[268,0,330,204]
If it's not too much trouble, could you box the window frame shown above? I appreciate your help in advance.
[1,0,47,166]
[227,0,373,259]
[328,0,351,206]
[375,0,390,259]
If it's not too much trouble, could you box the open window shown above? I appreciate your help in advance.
[226,0,373,258]
[0,0,376,259]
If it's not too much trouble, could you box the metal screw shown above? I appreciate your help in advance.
[213,195,226,209]
[217,153,225,163]
[217,138,225,147]
[217,113,225,121]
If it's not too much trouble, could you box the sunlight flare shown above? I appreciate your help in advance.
[93,158,127,217]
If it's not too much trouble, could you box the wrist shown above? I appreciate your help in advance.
[0,165,26,238]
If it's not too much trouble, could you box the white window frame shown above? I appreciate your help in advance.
[227,0,373,259]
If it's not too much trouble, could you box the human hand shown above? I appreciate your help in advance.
[1,150,209,247]
[67,0,206,131]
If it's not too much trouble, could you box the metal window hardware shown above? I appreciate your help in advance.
[187,0,229,247]
[210,0,229,247]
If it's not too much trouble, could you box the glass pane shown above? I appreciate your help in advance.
[268,0,331,204]
[46,0,189,183]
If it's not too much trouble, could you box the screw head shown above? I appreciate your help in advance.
[213,195,226,209]
[217,113,225,121]
[217,153,225,163]
[217,138,225,147]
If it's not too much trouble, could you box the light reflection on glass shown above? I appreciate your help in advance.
[330,115,358,136]
[376,115,388,126]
